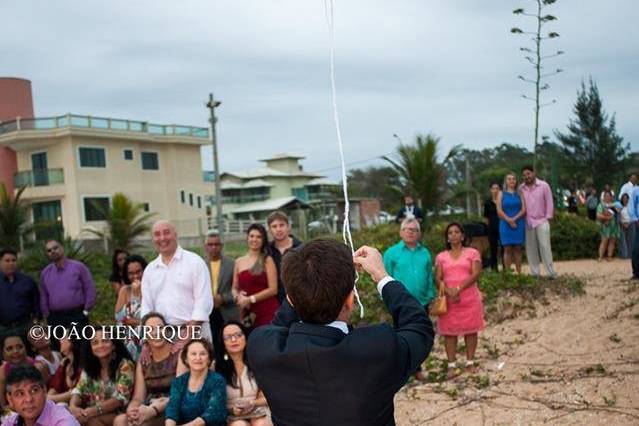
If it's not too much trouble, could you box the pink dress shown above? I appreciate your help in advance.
[435,248,485,336]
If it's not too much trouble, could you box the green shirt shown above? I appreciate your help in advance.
[383,241,435,305]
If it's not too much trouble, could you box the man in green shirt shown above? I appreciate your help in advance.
[383,218,435,380]
[383,218,436,306]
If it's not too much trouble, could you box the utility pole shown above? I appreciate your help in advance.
[465,157,471,219]
[206,93,223,236]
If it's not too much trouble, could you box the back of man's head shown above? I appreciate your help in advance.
[282,239,354,324]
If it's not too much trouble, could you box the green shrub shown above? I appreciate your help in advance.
[549,212,599,260]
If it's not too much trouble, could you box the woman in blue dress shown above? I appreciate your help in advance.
[496,172,526,273]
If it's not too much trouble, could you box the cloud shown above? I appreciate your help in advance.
[1,0,637,180]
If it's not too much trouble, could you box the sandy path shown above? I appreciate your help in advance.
[395,259,639,425]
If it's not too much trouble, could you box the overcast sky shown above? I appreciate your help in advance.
[2,0,637,179]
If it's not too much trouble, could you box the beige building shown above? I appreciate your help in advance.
[0,113,213,242]
[219,154,340,220]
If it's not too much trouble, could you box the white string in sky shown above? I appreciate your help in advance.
[323,0,364,318]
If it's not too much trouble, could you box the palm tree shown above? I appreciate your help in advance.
[85,192,155,252]
[383,134,460,214]
[0,183,29,250]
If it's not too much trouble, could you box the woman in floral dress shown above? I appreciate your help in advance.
[69,330,135,425]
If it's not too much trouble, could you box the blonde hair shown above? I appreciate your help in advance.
[503,172,518,192]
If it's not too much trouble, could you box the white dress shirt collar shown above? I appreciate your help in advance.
[325,320,349,334]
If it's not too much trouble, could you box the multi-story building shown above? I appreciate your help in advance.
[0,78,212,243]
[218,153,340,221]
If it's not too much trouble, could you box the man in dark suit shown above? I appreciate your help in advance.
[248,239,434,426]
[395,195,424,223]
[204,231,237,351]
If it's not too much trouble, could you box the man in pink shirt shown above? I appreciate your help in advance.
[2,365,80,426]
[519,165,557,278]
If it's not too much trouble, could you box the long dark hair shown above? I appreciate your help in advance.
[216,321,254,389]
[80,334,132,381]
[246,223,270,274]
[122,254,148,285]
[62,333,83,383]
[109,249,129,283]
[444,222,467,250]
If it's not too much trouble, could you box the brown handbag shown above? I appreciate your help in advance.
[429,284,447,316]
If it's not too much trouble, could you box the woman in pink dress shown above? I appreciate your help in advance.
[233,224,279,329]
[435,222,485,379]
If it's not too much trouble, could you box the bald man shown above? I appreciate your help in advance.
[140,220,214,342]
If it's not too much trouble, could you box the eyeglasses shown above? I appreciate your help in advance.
[223,332,244,342]
[46,246,59,253]
[401,228,419,233]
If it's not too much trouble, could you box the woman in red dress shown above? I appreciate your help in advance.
[233,224,279,329]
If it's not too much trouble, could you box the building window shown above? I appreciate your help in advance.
[141,152,159,170]
[83,197,109,221]
[142,202,150,212]
[189,193,194,206]
[123,149,133,160]
[197,196,202,209]
[78,147,106,168]
[180,190,185,204]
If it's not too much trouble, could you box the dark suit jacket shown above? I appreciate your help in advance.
[395,205,424,223]
[247,281,434,426]
[206,255,238,321]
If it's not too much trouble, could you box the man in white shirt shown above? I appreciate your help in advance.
[141,220,214,342]
[619,174,637,201]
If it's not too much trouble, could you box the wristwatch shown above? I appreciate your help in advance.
[249,295,257,304]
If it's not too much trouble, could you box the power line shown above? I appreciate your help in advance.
[313,152,392,173]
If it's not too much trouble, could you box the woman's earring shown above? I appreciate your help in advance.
[224,354,229,361]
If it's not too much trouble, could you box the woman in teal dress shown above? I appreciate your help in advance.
[165,338,227,426]
[496,172,526,273]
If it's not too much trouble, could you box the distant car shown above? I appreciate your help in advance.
[426,205,465,216]
[378,211,394,224]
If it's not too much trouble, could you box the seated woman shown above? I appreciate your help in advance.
[165,338,227,426]
[114,312,186,426]
[0,334,48,407]
[218,322,271,426]
[115,255,147,361]
[47,333,83,404]
[27,332,62,383]
[69,330,135,425]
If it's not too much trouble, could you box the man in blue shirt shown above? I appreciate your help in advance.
[628,186,639,279]
[0,248,40,343]
[383,218,435,380]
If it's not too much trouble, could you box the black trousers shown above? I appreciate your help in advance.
[488,230,500,271]
[209,308,225,356]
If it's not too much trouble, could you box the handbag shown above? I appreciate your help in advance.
[429,285,447,316]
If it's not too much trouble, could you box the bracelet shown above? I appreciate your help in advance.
[95,402,103,415]
[250,295,256,304]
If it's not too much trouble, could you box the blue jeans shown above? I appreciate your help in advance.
[632,223,639,277]
[620,223,635,258]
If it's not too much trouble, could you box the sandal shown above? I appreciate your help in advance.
[465,360,478,373]
[447,362,461,380]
